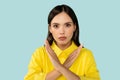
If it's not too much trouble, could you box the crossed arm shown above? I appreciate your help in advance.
[45,40,82,80]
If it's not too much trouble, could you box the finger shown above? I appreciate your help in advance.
[45,40,53,58]
[64,49,77,62]
[76,44,83,53]
[64,47,82,68]
[45,40,54,54]
[45,40,51,51]
[45,40,60,62]
[64,50,77,66]
[78,44,83,50]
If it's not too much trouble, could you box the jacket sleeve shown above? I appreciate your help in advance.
[79,49,101,80]
[24,48,47,80]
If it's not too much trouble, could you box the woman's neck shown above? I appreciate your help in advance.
[56,41,72,50]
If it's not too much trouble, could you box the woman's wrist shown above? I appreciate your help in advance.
[57,64,80,80]
[46,69,61,80]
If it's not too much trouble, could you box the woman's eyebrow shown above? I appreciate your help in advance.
[52,22,73,25]
[52,23,59,25]
[64,22,73,24]
[65,22,73,23]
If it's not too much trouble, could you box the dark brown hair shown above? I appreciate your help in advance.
[47,4,80,46]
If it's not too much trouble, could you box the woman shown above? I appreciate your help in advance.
[24,4,100,80]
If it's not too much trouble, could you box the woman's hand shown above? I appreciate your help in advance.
[45,40,82,69]
[45,40,61,70]
[63,44,82,68]
[45,40,82,80]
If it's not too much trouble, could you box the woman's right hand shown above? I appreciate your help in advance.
[45,40,62,70]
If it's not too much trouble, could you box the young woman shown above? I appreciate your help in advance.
[24,4,100,80]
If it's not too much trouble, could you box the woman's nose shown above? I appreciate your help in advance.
[59,27,65,34]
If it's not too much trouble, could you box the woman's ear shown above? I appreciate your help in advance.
[49,25,52,33]
[74,25,76,32]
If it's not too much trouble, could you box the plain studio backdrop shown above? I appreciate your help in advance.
[0,0,120,80]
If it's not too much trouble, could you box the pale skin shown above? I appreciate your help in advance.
[45,12,82,80]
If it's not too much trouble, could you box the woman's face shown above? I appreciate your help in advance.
[49,12,76,46]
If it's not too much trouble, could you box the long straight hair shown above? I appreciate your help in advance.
[47,4,80,46]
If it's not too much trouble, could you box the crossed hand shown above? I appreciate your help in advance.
[45,40,82,70]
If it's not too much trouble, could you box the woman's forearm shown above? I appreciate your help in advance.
[58,64,80,80]
[46,63,80,80]
[45,69,61,80]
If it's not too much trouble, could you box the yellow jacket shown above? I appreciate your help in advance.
[24,42,100,80]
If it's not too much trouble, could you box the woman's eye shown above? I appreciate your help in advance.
[66,24,71,27]
[53,25,58,28]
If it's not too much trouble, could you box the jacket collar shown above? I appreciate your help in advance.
[51,41,78,57]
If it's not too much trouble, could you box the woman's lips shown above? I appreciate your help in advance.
[58,36,66,41]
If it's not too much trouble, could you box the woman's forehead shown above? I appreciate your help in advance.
[51,12,73,24]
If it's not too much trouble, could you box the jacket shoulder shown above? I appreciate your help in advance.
[80,48,93,57]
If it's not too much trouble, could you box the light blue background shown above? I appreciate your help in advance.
[0,0,120,80]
